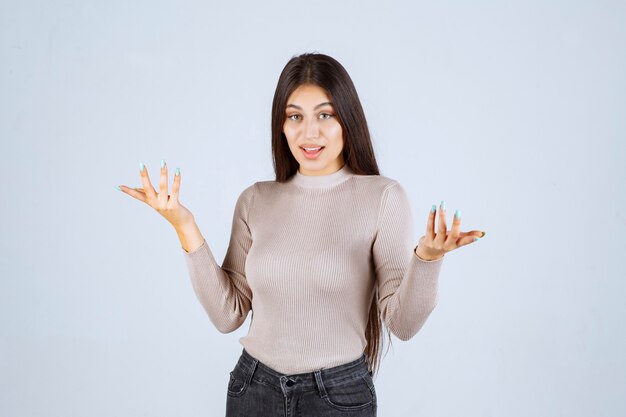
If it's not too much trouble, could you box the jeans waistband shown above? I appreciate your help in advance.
[235,348,371,392]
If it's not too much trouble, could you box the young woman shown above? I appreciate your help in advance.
[118,52,485,416]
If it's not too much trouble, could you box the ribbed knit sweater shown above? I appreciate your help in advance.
[182,163,444,374]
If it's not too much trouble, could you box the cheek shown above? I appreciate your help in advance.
[325,123,343,144]
[282,126,295,143]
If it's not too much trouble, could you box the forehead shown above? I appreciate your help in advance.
[286,84,332,105]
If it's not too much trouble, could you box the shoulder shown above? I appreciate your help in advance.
[235,179,284,203]
[237,182,257,199]
[351,173,405,197]
[246,179,283,195]
[352,175,412,220]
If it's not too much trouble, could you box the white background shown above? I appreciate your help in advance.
[1,0,624,416]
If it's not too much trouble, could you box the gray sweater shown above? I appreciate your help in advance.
[182,163,444,374]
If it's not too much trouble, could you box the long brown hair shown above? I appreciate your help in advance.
[270,52,393,378]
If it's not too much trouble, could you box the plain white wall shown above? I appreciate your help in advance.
[1,0,624,416]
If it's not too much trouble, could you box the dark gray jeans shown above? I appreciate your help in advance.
[225,348,377,417]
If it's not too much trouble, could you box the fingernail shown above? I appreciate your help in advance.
[431,204,436,214]
[440,200,446,211]
[454,209,461,220]
[175,167,180,176]
[480,231,486,237]
[139,162,145,172]
[116,185,121,191]
[161,159,165,169]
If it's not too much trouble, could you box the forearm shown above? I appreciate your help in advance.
[179,183,255,334]
[183,242,251,333]
[384,253,443,341]
[178,219,252,333]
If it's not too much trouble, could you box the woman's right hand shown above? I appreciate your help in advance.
[118,160,195,230]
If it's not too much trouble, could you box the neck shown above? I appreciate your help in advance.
[290,164,354,188]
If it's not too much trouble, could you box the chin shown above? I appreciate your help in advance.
[300,160,326,168]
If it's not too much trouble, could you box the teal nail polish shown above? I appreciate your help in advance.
[161,159,165,169]
[175,167,180,176]
[455,209,461,220]
[139,162,145,172]
[116,185,121,191]
[431,204,436,214]
[440,200,446,211]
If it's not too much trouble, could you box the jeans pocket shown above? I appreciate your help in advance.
[323,373,375,411]
[362,372,377,411]
[227,368,250,398]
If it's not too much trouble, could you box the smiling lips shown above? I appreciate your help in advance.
[301,146,325,159]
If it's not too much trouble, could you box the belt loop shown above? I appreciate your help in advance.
[314,370,328,399]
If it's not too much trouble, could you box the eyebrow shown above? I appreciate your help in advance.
[285,101,334,110]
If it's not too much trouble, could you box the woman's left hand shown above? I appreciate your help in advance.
[414,200,485,261]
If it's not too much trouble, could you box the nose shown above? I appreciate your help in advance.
[305,118,319,139]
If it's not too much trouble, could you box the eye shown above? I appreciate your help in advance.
[287,114,301,121]
[319,113,334,120]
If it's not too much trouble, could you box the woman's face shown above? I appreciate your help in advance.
[283,84,345,176]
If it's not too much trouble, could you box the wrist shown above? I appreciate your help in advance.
[414,244,444,261]
[174,217,197,234]
[174,219,205,253]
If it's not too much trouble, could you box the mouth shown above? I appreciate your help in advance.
[300,146,325,159]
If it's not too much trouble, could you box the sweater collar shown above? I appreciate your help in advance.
[290,163,354,188]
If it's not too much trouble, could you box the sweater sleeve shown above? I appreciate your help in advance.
[372,181,444,341]
[181,183,255,333]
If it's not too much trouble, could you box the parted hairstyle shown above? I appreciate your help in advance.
[270,52,392,378]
